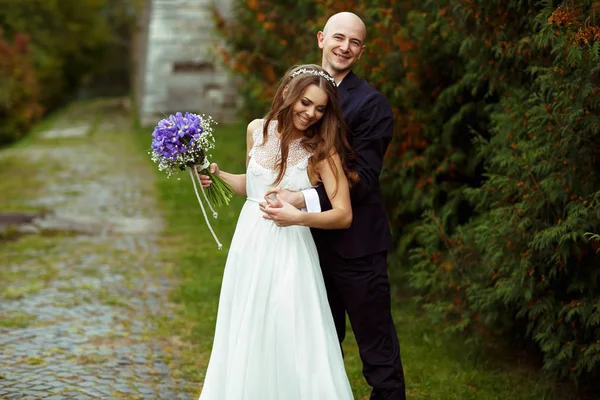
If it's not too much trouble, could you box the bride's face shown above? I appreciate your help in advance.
[291,84,328,134]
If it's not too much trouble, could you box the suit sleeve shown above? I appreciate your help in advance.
[316,92,394,212]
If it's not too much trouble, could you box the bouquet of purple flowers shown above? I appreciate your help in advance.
[150,112,233,249]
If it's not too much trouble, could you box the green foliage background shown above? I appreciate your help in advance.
[213,0,600,386]
[0,29,42,145]
[0,0,137,143]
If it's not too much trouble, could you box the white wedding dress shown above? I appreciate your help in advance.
[198,120,353,400]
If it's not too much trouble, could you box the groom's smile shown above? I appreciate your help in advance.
[333,51,351,61]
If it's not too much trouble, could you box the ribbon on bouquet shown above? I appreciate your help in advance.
[189,164,223,250]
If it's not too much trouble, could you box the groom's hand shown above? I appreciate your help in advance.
[197,163,219,188]
[261,195,302,227]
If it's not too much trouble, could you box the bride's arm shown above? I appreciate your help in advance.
[201,119,261,197]
[215,169,246,197]
[263,152,352,229]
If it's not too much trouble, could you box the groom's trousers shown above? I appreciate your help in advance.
[318,249,406,400]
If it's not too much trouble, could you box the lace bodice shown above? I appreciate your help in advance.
[248,120,312,172]
[246,120,313,198]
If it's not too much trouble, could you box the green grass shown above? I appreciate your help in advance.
[0,236,64,288]
[137,121,576,399]
[0,154,54,212]
[21,356,45,366]
[1,283,46,300]
[0,102,77,213]
[0,312,37,329]
[100,292,133,309]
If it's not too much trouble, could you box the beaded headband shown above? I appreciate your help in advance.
[290,68,336,86]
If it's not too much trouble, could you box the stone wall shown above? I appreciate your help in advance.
[135,0,238,125]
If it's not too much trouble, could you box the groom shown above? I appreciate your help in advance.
[261,12,406,400]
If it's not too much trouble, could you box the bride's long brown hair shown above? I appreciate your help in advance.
[262,64,357,195]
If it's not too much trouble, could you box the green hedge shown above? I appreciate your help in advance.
[0,0,115,109]
[408,0,600,383]
[0,0,139,112]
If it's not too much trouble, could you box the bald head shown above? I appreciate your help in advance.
[317,12,367,80]
[323,12,366,42]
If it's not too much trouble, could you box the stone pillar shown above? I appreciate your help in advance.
[137,0,239,125]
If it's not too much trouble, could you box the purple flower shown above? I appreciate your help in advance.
[151,112,206,160]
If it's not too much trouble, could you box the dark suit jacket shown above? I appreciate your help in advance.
[311,71,394,259]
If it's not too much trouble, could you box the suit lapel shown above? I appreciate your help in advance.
[338,70,358,105]
[337,71,360,146]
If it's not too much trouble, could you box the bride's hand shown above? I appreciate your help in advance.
[261,195,302,227]
[264,187,304,209]
[197,163,220,188]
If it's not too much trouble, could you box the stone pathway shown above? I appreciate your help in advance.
[0,100,196,399]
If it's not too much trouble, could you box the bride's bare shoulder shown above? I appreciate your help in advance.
[247,119,263,134]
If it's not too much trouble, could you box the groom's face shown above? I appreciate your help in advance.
[318,18,366,74]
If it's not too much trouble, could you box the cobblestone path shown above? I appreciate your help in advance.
[0,101,196,399]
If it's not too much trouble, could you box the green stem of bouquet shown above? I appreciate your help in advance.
[202,169,235,207]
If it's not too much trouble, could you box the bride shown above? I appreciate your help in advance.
[197,64,356,400]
